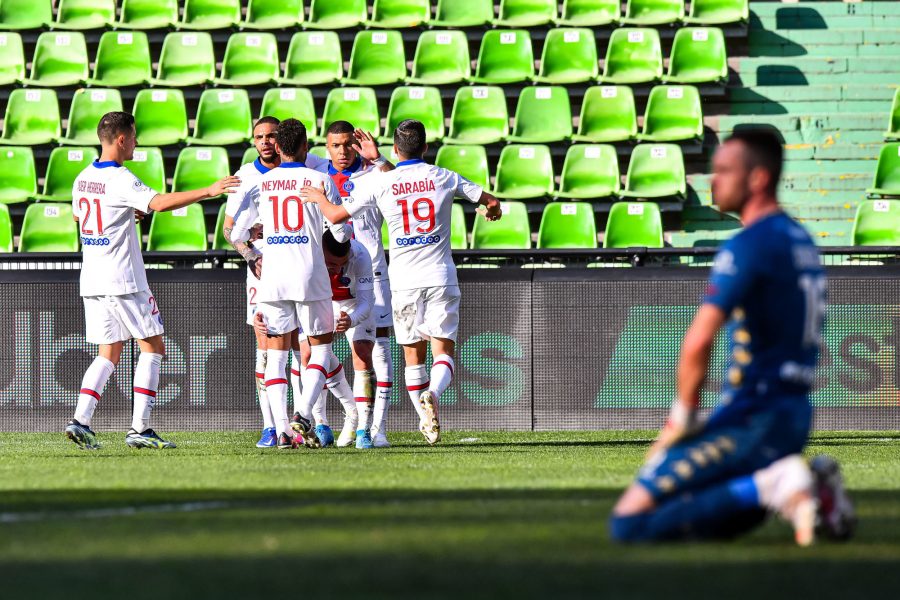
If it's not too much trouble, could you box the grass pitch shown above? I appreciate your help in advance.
[0,430,898,599]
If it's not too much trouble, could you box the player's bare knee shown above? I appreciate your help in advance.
[137,335,165,357]
[613,483,656,517]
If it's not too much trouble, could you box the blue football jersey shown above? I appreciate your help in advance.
[704,212,825,404]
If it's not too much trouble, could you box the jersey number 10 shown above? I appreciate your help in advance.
[269,195,304,232]
[78,197,103,235]
[397,198,435,235]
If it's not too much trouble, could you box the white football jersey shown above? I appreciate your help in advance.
[343,160,483,291]
[330,239,374,321]
[72,160,159,297]
[232,162,341,303]
[227,154,330,220]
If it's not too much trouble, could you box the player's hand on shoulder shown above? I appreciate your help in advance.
[300,182,327,204]
[335,311,352,333]
[207,175,241,197]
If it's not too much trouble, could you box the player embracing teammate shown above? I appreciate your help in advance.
[305,119,502,444]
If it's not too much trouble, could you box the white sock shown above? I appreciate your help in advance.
[131,352,162,433]
[265,349,291,437]
[429,354,454,400]
[312,388,329,426]
[372,337,392,433]
[255,349,274,430]
[290,349,303,417]
[354,369,374,431]
[405,364,429,421]
[325,364,357,422]
[299,344,334,421]
[75,356,115,426]
[753,455,814,512]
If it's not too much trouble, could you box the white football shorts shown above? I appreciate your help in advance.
[259,299,333,337]
[391,285,461,345]
[83,290,165,345]
[373,279,393,330]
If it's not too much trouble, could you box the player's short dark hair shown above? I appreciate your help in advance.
[97,111,135,144]
[254,116,280,131]
[394,119,427,158]
[326,120,355,136]
[322,228,350,258]
[275,118,307,159]
[724,127,784,194]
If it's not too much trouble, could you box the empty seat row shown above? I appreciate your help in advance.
[867,143,900,198]
[0,26,728,88]
[852,200,900,247]
[0,1,750,32]
[0,83,705,148]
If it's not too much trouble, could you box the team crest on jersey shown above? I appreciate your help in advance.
[132,180,150,192]
[342,180,354,192]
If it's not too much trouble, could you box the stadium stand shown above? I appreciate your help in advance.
[471,201,531,249]
[493,144,555,199]
[852,199,900,246]
[188,88,252,145]
[18,202,78,252]
[36,146,98,201]
[622,0,684,26]
[538,201,598,248]
[172,146,230,194]
[603,201,663,248]
[0,147,36,204]
[0,203,12,251]
[450,201,467,249]
[60,89,123,146]
[124,147,166,193]
[620,143,686,199]
[0,0,897,252]
[867,143,900,198]
[147,203,208,250]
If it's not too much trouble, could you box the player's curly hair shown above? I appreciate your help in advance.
[275,118,307,160]
[394,119,427,159]
[322,228,350,258]
[97,111,135,144]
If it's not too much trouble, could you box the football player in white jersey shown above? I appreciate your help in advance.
[231,118,344,450]
[312,120,395,448]
[65,111,239,450]
[222,116,331,448]
[303,119,502,445]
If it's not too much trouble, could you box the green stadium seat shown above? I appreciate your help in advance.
[0,147,36,204]
[472,30,535,85]
[188,89,252,146]
[867,143,900,197]
[445,86,509,145]
[450,202,467,250]
[308,145,328,161]
[509,86,572,143]
[19,202,79,252]
[260,88,318,138]
[125,147,166,193]
[556,144,620,200]
[0,0,52,30]
[306,0,367,30]
[0,203,12,251]
[664,27,728,85]
[852,200,900,246]
[243,0,304,29]
[119,0,178,29]
[1,89,60,145]
[280,32,343,86]
[213,202,230,250]
[621,143,686,199]
[133,89,188,146]
[0,32,24,85]
[173,147,230,195]
[622,0,684,25]
[684,0,748,26]
[149,32,215,87]
[603,201,663,248]
[471,201,531,249]
[637,85,703,143]
[215,33,279,86]
[883,89,900,141]
[380,87,445,144]
[345,30,407,86]
[600,28,662,84]
[60,89,123,146]
[534,28,598,84]
[409,30,470,85]
[495,0,556,27]
[181,0,240,30]
[556,0,620,26]
[37,146,98,202]
[23,32,88,87]
[493,145,554,199]
[147,204,207,251]
[433,0,493,27]
[538,202,597,248]
[436,145,490,190]
[241,146,258,165]
[572,85,637,143]
[54,0,115,30]
[371,0,431,28]
[319,88,381,141]
[87,31,152,87]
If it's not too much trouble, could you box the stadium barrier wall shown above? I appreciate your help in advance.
[2,261,899,432]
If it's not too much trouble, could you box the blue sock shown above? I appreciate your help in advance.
[609,477,764,543]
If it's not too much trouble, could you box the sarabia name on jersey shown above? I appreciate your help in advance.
[392,180,436,195]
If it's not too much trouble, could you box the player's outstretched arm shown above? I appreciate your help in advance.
[353,129,393,172]
[479,191,503,221]
[301,183,352,224]
[148,176,241,213]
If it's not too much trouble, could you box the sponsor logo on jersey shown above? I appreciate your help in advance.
[395,235,440,247]
[266,235,310,245]
[81,236,111,246]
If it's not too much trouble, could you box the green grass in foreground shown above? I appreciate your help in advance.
[0,430,898,599]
